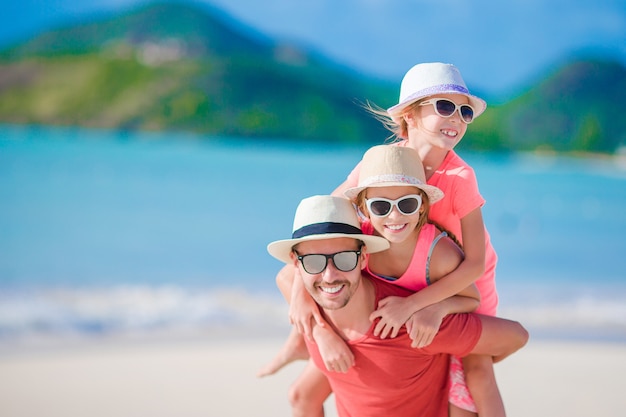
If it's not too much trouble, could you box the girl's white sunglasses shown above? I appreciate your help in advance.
[365,194,422,217]
[419,98,475,124]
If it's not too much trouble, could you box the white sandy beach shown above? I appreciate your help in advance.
[0,336,624,417]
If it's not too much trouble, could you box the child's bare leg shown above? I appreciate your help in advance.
[257,327,310,377]
[463,354,505,417]
[289,360,332,417]
[449,403,477,417]
[449,355,478,417]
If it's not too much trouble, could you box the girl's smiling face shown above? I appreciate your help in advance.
[405,93,470,152]
[363,185,426,244]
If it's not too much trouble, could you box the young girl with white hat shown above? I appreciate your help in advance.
[333,62,502,417]
[264,63,503,417]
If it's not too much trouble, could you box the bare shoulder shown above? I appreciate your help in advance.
[429,235,464,282]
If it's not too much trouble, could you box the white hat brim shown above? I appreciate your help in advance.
[387,91,487,120]
[267,233,389,264]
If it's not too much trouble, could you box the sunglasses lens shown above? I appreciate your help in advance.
[301,254,326,274]
[460,105,474,123]
[299,252,359,274]
[435,99,456,117]
[368,200,392,216]
[333,252,359,272]
[397,197,420,215]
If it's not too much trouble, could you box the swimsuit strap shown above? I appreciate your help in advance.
[425,231,448,286]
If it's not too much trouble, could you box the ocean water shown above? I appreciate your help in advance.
[1,125,625,345]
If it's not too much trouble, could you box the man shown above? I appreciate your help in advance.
[267,195,528,417]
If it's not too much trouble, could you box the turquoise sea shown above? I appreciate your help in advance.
[1,125,625,344]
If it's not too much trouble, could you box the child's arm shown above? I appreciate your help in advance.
[277,265,325,338]
[331,160,362,197]
[331,179,352,197]
[406,294,480,348]
[370,231,481,339]
[311,321,355,373]
[276,263,356,372]
[408,207,486,308]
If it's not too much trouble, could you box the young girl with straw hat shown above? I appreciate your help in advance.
[260,145,490,417]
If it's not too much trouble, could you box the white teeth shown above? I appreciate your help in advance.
[386,224,405,230]
[320,285,342,294]
[441,129,458,137]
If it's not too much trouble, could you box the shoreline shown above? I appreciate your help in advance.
[2,318,625,358]
[1,335,625,417]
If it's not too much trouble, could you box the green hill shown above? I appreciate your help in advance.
[467,59,626,154]
[0,2,394,143]
[0,2,624,154]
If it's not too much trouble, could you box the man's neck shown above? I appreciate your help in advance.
[323,276,376,341]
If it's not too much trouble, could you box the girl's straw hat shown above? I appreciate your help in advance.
[267,195,390,263]
[386,62,487,120]
[343,145,444,204]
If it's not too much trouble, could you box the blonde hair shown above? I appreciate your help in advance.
[363,100,423,141]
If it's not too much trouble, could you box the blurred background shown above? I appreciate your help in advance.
[1,0,625,349]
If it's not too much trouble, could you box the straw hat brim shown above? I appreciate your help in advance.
[344,182,445,205]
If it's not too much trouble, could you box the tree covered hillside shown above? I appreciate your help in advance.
[467,60,626,154]
[0,2,394,143]
[0,2,624,154]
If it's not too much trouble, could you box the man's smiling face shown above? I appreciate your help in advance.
[292,237,364,311]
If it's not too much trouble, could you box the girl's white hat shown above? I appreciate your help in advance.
[343,145,444,204]
[387,62,487,120]
[267,195,390,264]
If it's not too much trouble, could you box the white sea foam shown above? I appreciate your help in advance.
[0,286,288,343]
[1,283,625,345]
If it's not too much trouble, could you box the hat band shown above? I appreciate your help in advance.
[292,222,362,239]
[359,174,424,188]
[402,83,469,101]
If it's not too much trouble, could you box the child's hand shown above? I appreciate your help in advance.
[289,268,325,340]
[369,296,414,339]
[314,325,355,373]
[405,304,445,348]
